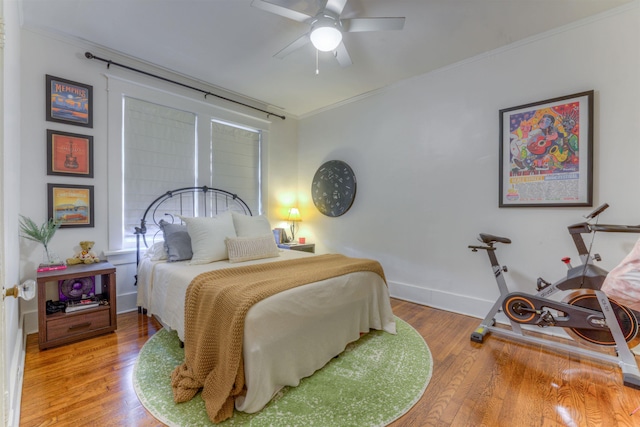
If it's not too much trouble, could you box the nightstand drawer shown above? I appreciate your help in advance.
[47,309,111,342]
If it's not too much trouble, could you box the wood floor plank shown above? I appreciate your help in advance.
[20,299,640,426]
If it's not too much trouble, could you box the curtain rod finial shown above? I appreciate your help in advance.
[85,52,94,59]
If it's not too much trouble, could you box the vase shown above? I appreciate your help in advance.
[41,248,62,266]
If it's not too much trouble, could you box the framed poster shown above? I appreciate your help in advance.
[499,90,593,207]
[47,130,93,178]
[46,75,93,128]
[48,184,94,228]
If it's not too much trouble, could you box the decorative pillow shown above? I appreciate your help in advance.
[159,219,192,262]
[232,212,272,237]
[146,242,168,261]
[179,212,237,264]
[225,234,281,263]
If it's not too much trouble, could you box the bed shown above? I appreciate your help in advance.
[135,187,396,422]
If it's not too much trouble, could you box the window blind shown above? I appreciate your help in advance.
[211,121,261,215]
[123,97,196,244]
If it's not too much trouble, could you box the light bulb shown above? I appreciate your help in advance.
[310,27,342,51]
[310,16,343,52]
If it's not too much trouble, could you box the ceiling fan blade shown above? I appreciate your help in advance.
[342,17,405,32]
[334,42,352,67]
[251,0,312,23]
[325,0,348,15]
[274,33,310,59]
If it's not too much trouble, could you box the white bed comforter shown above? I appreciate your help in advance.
[136,250,396,413]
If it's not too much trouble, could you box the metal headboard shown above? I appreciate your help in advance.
[134,186,252,266]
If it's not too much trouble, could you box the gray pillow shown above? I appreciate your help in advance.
[159,219,192,262]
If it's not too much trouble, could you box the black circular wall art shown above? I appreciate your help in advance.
[311,160,357,217]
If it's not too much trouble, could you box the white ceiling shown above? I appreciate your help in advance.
[19,0,632,117]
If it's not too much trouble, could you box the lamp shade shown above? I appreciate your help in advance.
[310,16,343,51]
[287,207,301,222]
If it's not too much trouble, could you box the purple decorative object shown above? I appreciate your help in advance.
[58,276,95,301]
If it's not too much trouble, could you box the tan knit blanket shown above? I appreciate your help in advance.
[170,254,386,423]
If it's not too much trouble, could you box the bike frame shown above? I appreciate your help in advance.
[469,239,640,389]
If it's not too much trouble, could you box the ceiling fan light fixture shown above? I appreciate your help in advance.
[310,16,342,52]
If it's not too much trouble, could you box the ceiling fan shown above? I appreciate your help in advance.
[251,0,405,67]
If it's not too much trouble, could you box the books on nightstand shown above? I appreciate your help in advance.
[65,297,100,313]
[37,263,67,272]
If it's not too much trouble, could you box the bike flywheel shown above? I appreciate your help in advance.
[561,289,640,347]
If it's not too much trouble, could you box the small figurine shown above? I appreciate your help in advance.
[66,240,100,265]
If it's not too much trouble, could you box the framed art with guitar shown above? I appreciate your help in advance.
[47,130,93,178]
[499,90,593,207]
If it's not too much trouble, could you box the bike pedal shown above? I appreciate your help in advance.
[536,311,556,327]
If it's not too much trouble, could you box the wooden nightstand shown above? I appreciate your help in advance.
[37,261,117,350]
[278,242,315,253]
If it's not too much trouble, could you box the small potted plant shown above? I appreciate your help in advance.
[19,215,63,269]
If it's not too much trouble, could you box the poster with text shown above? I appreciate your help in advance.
[499,91,593,207]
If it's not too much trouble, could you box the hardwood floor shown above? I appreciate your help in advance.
[20,299,640,426]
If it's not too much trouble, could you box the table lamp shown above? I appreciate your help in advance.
[288,207,301,242]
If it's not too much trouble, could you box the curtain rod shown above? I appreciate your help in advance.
[84,52,286,120]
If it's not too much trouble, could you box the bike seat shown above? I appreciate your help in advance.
[479,233,511,245]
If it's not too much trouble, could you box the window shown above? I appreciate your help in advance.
[107,75,268,251]
[123,98,197,246]
[210,120,261,214]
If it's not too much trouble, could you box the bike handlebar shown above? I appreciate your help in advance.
[585,203,609,219]
[590,224,640,233]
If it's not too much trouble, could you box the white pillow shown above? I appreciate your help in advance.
[231,212,272,237]
[146,242,168,261]
[179,212,237,264]
[225,234,280,263]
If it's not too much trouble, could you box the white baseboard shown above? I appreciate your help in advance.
[117,291,139,313]
[23,311,37,336]
[388,280,494,319]
[388,280,570,339]
[7,316,27,427]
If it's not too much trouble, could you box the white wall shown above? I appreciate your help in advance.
[19,29,299,332]
[298,5,640,318]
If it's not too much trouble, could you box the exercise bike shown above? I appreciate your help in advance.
[469,203,640,388]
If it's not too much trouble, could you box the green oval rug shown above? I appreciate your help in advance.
[133,317,432,426]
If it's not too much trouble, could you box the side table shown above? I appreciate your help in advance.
[278,242,316,253]
[37,261,117,350]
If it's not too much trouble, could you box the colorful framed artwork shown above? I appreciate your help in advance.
[499,90,594,207]
[48,184,94,228]
[46,75,93,128]
[47,130,93,178]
